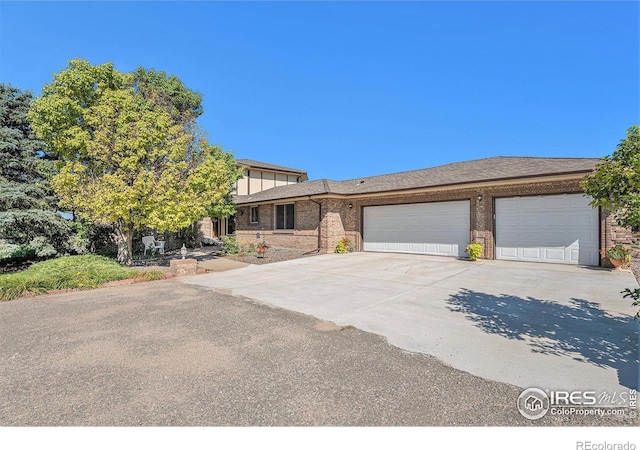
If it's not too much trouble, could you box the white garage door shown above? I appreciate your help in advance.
[363,201,470,257]
[495,194,599,266]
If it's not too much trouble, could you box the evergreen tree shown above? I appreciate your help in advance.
[0,84,73,260]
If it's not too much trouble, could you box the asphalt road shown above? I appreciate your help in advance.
[0,279,635,426]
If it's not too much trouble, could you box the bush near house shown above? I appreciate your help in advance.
[0,255,165,301]
[466,242,483,261]
[335,237,353,254]
[220,235,239,255]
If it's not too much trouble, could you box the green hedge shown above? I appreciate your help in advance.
[0,255,164,301]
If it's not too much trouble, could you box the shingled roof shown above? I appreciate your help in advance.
[235,156,599,204]
[236,159,308,179]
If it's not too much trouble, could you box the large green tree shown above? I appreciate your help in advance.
[0,84,73,259]
[28,59,241,265]
[581,125,640,229]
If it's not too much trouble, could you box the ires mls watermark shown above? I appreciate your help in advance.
[517,387,637,420]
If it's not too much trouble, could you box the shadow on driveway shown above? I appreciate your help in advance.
[447,289,639,390]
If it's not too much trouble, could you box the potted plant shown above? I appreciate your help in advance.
[602,244,631,270]
[257,241,269,258]
[466,242,483,261]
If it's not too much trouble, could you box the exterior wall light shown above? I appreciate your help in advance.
[477,194,483,202]
[348,203,353,209]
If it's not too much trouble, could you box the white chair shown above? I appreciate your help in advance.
[142,236,165,255]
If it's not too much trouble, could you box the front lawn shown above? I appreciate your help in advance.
[0,255,165,301]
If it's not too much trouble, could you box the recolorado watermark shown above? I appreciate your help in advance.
[576,442,636,450]
[517,387,637,420]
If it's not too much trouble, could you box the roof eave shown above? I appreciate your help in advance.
[234,170,592,205]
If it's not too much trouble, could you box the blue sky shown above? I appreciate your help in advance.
[1,1,638,181]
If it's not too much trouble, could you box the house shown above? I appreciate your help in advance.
[197,159,308,239]
[233,156,632,266]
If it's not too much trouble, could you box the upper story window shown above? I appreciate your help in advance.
[250,206,259,224]
[275,203,295,230]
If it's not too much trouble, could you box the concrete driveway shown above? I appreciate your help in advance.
[184,252,640,394]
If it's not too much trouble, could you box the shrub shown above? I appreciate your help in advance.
[0,255,161,301]
[28,236,57,258]
[335,237,354,254]
[0,238,49,261]
[181,226,202,249]
[221,235,239,255]
[622,288,640,318]
[0,239,20,260]
[466,242,483,261]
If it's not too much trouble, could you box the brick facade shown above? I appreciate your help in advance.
[235,200,320,251]
[235,177,625,265]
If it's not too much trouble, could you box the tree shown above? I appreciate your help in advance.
[0,84,73,260]
[581,125,640,229]
[582,125,640,318]
[28,59,241,265]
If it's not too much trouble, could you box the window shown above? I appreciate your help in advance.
[226,215,236,235]
[250,206,259,224]
[275,203,295,230]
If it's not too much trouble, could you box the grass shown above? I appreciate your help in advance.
[0,255,166,301]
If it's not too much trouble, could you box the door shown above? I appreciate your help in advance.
[495,194,599,265]
[363,200,471,257]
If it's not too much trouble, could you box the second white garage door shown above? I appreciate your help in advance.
[495,194,599,266]
[363,201,470,257]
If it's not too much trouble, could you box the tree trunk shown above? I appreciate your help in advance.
[115,222,135,266]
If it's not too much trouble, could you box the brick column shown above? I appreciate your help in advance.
[471,192,494,259]
[319,199,347,253]
[170,259,198,276]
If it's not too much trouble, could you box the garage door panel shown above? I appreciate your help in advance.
[363,201,470,257]
[545,214,568,226]
[437,244,454,254]
[545,231,571,245]
[570,195,591,208]
[522,247,542,259]
[498,198,519,210]
[498,216,519,227]
[544,248,567,262]
[498,247,518,258]
[571,231,596,245]
[496,194,598,266]
[519,197,541,209]
[571,248,580,261]
[543,196,567,209]
[500,230,519,242]
[579,249,599,265]
[570,213,595,226]
[520,215,544,226]
[519,231,542,243]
